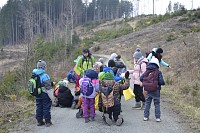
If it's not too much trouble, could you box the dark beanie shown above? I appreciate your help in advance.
[108,60,115,67]
[156,48,163,54]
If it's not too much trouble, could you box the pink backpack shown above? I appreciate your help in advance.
[92,79,99,92]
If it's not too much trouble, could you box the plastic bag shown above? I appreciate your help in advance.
[95,93,99,110]
[123,87,135,101]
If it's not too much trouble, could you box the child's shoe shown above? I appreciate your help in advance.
[156,118,161,122]
[85,118,90,123]
[71,101,76,109]
[76,109,83,118]
[143,117,149,121]
[37,120,45,126]
[116,115,123,126]
[90,117,95,121]
[141,102,145,110]
[45,120,52,127]
[104,114,112,126]
[132,102,141,109]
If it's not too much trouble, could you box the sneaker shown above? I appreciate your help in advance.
[156,118,161,122]
[85,118,90,123]
[37,121,45,126]
[116,115,123,126]
[104,114,112,126]
[90,117,95,121]
[45,121,52,127]
[143,117,149,121]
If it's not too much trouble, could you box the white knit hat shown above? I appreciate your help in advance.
[150,56,160,68]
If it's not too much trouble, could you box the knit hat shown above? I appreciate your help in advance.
[133,51,142,59]
[98,58,104,64]
[58,79,69,87]
[37,60,46,69]
[156,48,163,54]
[149,56,160,68]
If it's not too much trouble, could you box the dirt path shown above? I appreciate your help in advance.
[10,54,197,133]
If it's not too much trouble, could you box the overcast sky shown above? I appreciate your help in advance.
[0,0,200,15]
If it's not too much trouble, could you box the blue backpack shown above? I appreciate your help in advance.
[67,70,76,83]
[80,76,94,97]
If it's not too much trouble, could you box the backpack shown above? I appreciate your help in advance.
[115,61,125,68]
[27,73,43,96]
[142,69,159,92]
[67,70,76,83]
[80,77,94,97]
[92,79,99,92]
[101,86,114,110]
[85,69,98,79]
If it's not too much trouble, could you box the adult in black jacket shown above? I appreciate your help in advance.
[58,86,74,107]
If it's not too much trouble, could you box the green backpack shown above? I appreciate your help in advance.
[27,73,43,96]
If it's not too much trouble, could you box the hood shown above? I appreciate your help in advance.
[137,57,148,64]
[152,48,157,52]
[109,53,118,60]
[103,66,113,72]
[59,86,68,93]
[32,69,45,75]
[146,63,159,70]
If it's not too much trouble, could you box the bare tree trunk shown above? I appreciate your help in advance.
[69,0,73,45]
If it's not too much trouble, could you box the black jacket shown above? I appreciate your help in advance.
[58,86,74,107]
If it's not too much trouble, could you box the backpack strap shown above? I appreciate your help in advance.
[81,56,94,70]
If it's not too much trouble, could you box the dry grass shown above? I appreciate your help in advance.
[0,97,34,133]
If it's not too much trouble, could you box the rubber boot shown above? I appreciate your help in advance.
[132,102,141,109]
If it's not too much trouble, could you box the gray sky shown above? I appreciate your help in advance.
[0,0,200,15]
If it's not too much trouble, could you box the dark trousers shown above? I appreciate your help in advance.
[133,84,145,102]
[36,92,52,122]
[105,104,121,121]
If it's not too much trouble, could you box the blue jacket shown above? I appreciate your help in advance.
[140,63,165,90]
[32,69,52,91]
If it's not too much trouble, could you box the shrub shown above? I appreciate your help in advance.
[166,34,177,41]
[191,26,200,32]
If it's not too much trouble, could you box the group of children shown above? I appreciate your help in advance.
[33,47,171,127]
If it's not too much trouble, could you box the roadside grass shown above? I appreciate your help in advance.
[161,87,200,132]
[0,99,34,133]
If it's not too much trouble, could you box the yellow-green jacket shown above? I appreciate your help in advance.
[74,55,95,76]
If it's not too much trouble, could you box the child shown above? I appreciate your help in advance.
[140,56,165,122]
[99,70,130,126]
[32,60,53,127]
[56,80,74,108]
[79,70,99,123]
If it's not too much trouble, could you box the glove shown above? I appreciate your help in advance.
[125,71,130,79]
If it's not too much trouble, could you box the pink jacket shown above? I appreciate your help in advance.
[132,57,148,86]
